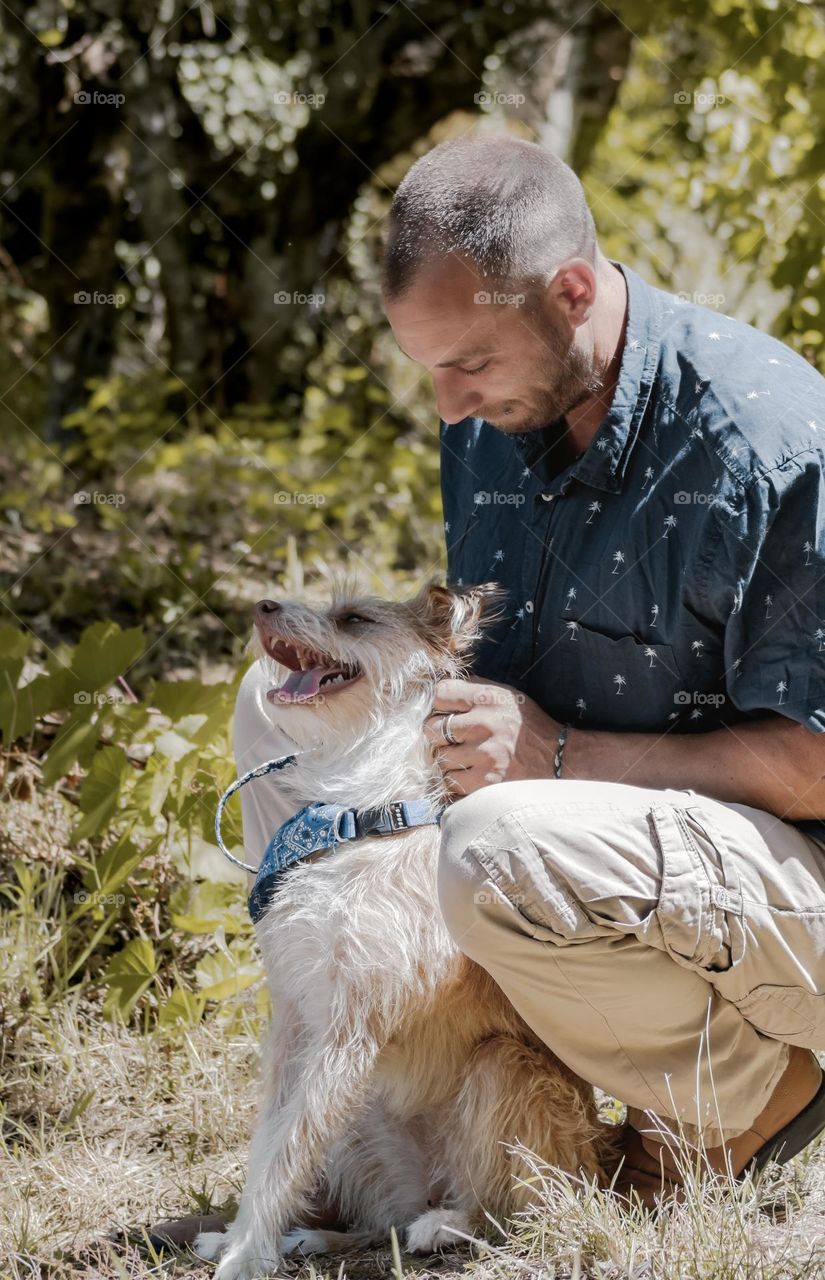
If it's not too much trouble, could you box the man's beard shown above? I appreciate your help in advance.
[483,314,604,434]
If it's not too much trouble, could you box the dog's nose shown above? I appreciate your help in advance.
[255,599,281,621]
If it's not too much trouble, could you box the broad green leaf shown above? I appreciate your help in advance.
[103,937,157,1019]
[42,716,102,786]
[72,746,130,843]
[68,622,144,695]
[170,880,248,935]
[195,943,262,1001]
[82,832,146,899]
[158,984,206,1028]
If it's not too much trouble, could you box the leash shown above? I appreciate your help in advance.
[214,751,301,873]
[214,751,443,923]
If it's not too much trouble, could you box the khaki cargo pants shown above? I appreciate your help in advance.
[234,665,825,1146]
[437,779,825,1145]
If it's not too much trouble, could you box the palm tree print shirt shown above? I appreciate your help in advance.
[441,261,825,846]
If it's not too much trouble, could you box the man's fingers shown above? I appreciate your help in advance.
[424,713,487,748]
[429,680,480,713]
[433,744,477,771]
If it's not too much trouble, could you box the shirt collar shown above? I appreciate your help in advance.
[512,259,663,495]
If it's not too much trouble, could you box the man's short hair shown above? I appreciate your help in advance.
[382,136,599,299]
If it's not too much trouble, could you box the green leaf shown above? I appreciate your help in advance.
[195,941,262,1001]
[170,881,248,935]
[158,984,206,1028]
[72,746,130,843]
[103,937,157,1019]
[82,832,146,899]
[69,622,144,696]
[41,716,102,786]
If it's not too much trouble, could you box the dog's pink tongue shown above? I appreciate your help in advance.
[274,667,324,702]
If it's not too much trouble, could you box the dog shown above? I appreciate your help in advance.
[196,580,609,1279]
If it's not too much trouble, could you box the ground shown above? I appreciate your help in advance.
[2,786,825,1280]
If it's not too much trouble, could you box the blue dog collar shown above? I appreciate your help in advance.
[213,753,443,925]
[248,797,442,924]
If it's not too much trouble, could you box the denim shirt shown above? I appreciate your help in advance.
[441,261,825,845]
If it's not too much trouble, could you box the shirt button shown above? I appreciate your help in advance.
[540,493,555,502]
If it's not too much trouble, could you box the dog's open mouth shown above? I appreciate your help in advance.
[261,636,362,703]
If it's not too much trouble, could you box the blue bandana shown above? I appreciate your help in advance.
[213,750,443,925]
[248,797,442,923]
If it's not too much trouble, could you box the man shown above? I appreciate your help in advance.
[151,136,825,1246]
[381,136,825,1203]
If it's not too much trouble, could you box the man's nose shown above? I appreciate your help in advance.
[434,371,482,426]
[255,599,281,623]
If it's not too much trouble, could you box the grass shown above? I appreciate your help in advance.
[2,774,825,1279]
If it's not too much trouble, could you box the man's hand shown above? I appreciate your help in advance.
[424,678,561,796]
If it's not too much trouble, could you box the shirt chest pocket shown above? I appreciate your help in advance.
[547,620,685,731]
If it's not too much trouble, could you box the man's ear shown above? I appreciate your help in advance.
[416,580,507,655]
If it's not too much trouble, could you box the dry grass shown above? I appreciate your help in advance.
[1,994,824,1280]
[2,782,824,1279]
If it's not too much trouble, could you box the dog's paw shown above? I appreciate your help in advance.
[281,1228,332,1256]
[212,1244,281,1280]
[404,1208,473,1254]
[193,1230,229,1261]
[194,1230,279,1280]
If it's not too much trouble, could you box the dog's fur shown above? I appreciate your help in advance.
[197,581,608,1280]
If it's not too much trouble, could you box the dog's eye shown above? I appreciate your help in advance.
[338,613,372,625]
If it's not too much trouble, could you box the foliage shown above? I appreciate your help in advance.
[0,617,265,1042]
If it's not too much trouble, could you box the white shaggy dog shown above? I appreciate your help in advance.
[196,580,609,1280]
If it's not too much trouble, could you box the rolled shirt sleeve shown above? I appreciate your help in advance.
[715,454,825,733]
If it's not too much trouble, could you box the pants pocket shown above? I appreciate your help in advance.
[734,984,821,1046]
[648,803,748,973]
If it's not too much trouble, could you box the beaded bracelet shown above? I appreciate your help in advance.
[553,724,570,779]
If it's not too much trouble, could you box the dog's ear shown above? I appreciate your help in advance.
[415,581,507,655]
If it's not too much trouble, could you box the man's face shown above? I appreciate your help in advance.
[384,254,603,434]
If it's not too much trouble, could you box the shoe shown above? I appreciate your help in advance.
[147,1211,230,1252]
[614,1046,825,1209]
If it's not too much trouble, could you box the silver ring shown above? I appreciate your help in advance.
[441,712,460,746]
